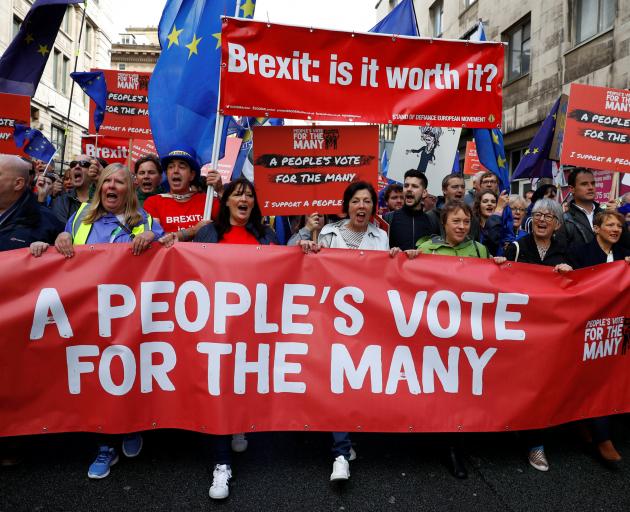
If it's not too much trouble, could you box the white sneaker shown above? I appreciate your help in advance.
[330,455,350,481]
[209,464,232,499]
[349,447,357,461]
[231,433,248,453]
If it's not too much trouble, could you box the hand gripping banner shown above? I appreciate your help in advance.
[0,245,628,437]
[220,18,504,128]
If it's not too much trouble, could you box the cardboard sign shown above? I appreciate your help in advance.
[221,18,504,128]
[593,170,615,203]
[253,125,378,215]
[0,245,629,437]
[201,137,242,183]
[561,84,630,173]
[388,125,461,195]
[91,69,152,139]
[0,92,30,157]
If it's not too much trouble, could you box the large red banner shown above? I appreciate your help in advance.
[0,92,30,157]
[220,18,504,128]
[561,83,630,173]
[254,126,378,215]
[1,246,629,437]
[91,69,152,139]
[82,136,157,167]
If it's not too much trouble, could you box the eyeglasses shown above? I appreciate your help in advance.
[532,212,556,222]
[69,160,90,169]
[512,207,526,213]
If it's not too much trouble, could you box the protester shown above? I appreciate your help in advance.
[464,170,484,206]
[383,183,404,212]
[504,197,572,472]
[508,195,528,239]
[133,154,164,206]
[479,171,499,194]
[479,191,515,255]
[143,146,221,241]
[385,169,440,250]
[51,155,93,223]
[287,213,327,245]
[34,170,62,207]
[62,168,74,192]
[472,190,498,234]
[298,181,397,482]
[523,184,557,232]
[189,177,277,499]
[87,157,107,184]
[30,163,170,478]
[0,154,63,252]
[423,192,438,211]
[524,189,534,206]
[427,173,479,239]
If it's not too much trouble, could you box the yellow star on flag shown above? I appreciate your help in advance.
[552,113,557,120]
[497,155,506,168]
[24,33,34,44]
[37,44,50,57]
[185,34,202,59]
[240,0,255,18]
[167,25,183,49]
[491,131,499,145]
[212,32,221,49]
[532,147,539,154]
[524,149,530,155]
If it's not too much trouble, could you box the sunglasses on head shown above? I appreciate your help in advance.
[69,160,90,169]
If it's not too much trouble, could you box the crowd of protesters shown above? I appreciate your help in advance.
[1,149,629,499]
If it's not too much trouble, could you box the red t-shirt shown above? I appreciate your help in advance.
[144,193,218,232]
[219,225,259,245]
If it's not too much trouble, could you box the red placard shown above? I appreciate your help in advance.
[220,18,504,128]
[201,136,242,182]
[463,140,487,175]
[253,125,378,215]
[0,245,629,437]
[0,92,30,157]
[82,136,157,168]
[561,83,630,173]
[91,69,152,139]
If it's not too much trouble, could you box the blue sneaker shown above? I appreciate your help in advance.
[122,433,143,458]
[88,446,119,479]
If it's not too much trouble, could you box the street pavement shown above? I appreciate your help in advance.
[2,419,630,511]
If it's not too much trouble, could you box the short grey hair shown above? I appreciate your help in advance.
[532,198,563,225]
[509,194,526,209]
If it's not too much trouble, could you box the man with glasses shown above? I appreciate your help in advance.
[479,171,499,194]
[52,155,94,223]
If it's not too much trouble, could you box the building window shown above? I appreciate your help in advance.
[430,1,443,37]
[13,16,22,38]
[51,124,65,153]
[62,56,69,94]
[505,18,531,81]
[84,24,93,53]
[118,63,126,70]
[53,49,61,89]
[464,0,476,6]
[62,7,71,34]
[576,0,615,44]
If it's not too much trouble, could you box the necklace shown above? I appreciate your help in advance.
[171,192,193,201]
[535,240,549,260]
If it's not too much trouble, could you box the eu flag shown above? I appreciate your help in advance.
[370,0,419,36]
[470,22,509,192]
[14,123,56,162]
[70,71,107,133]
[149,0,256,166]
[0,0,84,96]
[512,97,561,180]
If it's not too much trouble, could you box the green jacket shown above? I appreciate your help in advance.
[417,235,489,258]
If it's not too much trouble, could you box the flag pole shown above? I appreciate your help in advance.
[203,1,242,220]
[59,1,88,174]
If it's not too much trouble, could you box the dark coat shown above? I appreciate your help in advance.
[504,233,569,267]
[193,222,278,245]
[51,189,83,224]
[563,201,630,250]
[384,205,440,250]
[0,192,64,252]
[568,239,630,269]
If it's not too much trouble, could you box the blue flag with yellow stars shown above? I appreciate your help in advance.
[470,22,509,192]
[70,71,107,133]
[0,0,84,97]
[13,123,56,162]
[512,97,561,181]
[149,0,256,166]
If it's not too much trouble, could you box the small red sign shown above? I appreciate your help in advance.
[0,92,30,157]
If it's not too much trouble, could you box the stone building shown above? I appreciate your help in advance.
[0,0,116,164]
[376,0,628,190]
[110,27,160,73]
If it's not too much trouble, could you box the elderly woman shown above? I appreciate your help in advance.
[482,193,528,256]
[568,211,629,469]
[299,181,394,483]
[504,198,571,473]
[188,177,276,500]
[30,163,171,479]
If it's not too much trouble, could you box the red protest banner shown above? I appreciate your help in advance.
[92,69,152,139]
[253,125,378,215]
[1,245,629,437]
[220,18,504,128]
[129,138,157,164]
[0,92,30,157]
[82,136,157,168]
[463,140,486,175]
[561,83,630,173]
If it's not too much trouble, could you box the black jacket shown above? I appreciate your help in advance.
[384,205,440,250]
[563,201,630,250]
[568,239,630,269]
[504,233,569,267]
[0,192,64,252]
